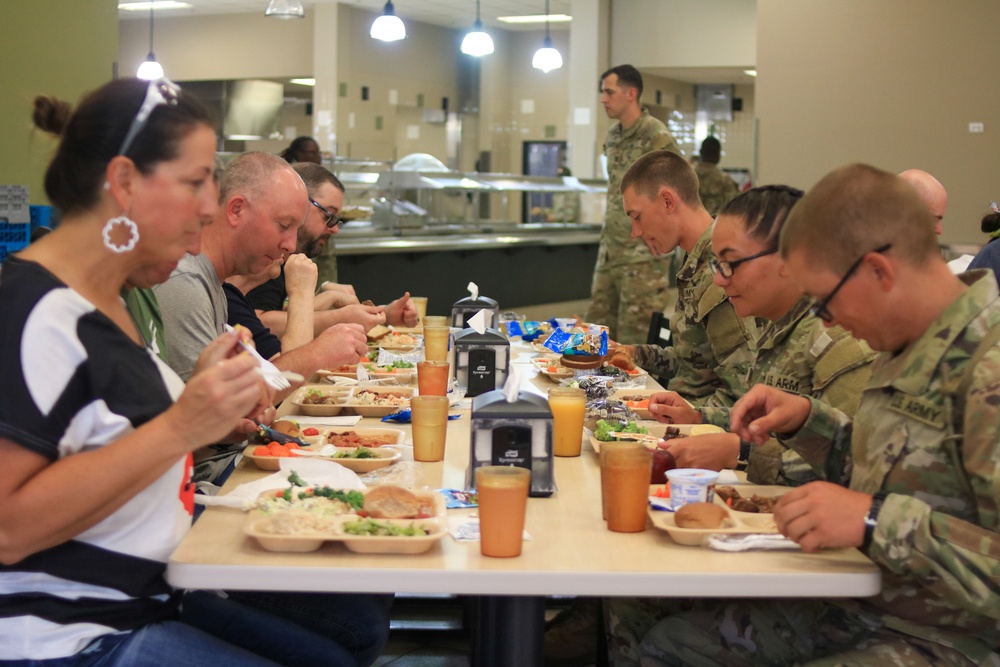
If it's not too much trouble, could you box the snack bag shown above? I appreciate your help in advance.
[562,330,609,357]
[543,328,573,354]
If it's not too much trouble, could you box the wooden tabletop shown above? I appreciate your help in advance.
[167,347,881,599]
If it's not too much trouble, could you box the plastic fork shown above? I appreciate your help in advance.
[224,324,290,391]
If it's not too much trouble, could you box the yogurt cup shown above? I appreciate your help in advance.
[665,468,720,510]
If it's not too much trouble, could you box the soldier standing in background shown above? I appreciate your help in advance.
[607,164,1000,666]
[694,136,739,217]
[586,64,682,344]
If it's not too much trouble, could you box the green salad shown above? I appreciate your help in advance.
[594,419,648,442]
[342,519,430,537]
[332,446,376,459]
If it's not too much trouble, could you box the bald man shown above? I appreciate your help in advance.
[899,168,947,235]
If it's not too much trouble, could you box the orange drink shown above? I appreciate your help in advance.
[417,361,450,396]
[600,441,643,520]
[476,465,531,557]
[423,326,450,363]
[410,395,449,461]
[548,387,587,457]
[604,446,652,532]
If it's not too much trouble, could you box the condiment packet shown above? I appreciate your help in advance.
[449,518,532,543]
[381,409,462,423]
[438,488,478,508]
[704,534,800,552]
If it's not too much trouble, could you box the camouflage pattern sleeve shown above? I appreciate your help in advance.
[632,343,678,378]
[698,405,731,428]
[779,397,854,484]
[867,348,1000,625]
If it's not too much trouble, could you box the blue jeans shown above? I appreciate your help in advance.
[0,621,280,667]
[181,590,394,667]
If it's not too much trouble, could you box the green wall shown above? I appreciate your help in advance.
[0,0,119,205]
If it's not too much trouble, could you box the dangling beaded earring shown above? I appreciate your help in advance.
[102,214,140,253]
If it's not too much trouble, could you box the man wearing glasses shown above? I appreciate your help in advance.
[246,162,418,338]
[628,164,1000,665]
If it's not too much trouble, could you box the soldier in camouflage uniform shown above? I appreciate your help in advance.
[608,164,1000,666]
[620,150,761,409]
[587,65,682,344]
[648,186,875,486]
[694,136,739,217]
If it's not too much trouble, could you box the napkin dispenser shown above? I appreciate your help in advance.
[452,295,499,329]
[466,390,555,497]
[453,327,510,398]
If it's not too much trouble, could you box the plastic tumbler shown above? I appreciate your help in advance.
[548,387,587,457]
[423,316,448,328]
[417,360,450,396]
[604,446,653,532]
[476,465,531,557]
[410,297,428,324]
[410,395,449,461]
[600,441,643,520]
[423,326,450,363]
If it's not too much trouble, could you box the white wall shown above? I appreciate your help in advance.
[610,0,756,68]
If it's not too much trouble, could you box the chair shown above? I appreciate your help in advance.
[646,310,672,347]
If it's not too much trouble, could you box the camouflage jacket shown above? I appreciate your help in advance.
[694,161,739,217]
[700,296,875,485]
[633,226,760,406]
[602,110,680,266]
[783,271,1000,661]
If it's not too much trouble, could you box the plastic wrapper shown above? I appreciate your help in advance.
[574,365,648,390]
[583,398,639,431]
[357,461,424,489]
[381,409,462,424]
[506,320,551,342]
[704,533,800,552]
[574,375,618,400]
[375,348,421,367]
[558,331,608,357]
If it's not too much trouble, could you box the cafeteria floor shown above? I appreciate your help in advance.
[377,298,594,666]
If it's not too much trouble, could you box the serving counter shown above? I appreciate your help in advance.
[167,345,880,666]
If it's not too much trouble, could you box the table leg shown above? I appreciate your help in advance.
[471,595,545,667]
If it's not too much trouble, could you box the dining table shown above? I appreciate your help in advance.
[167,339,881,666]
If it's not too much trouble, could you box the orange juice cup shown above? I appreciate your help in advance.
[423,326,450,363]
[476,465,531,558]
[548,387,587,457]
[410,297,428,324]
[604,446,653,532]
[600,441,643,520]
[417,361,450,396]
[410,395,449,461]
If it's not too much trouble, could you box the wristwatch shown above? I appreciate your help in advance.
[862,491,889,550]
[735,439,752,472]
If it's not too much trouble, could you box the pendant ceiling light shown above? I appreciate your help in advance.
[531,0,563,73]
[461,0,494,57]
[371,1,406,42]
[265,0,304,19]
[136,3,164,80]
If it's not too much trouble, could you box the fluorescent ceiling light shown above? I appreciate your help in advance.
[744,69,758,77]
[118,1,191,10]
[498,14,571,24]
[290,78,316,86]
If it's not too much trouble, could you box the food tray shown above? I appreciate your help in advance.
[586,423,725,453]
[647,503,779,546]
[716,485,790,516]
[243,443,402,473]
[288,385,351,417]
[342,386,415,417]
[321,427,407,448]
[244,488,447,553]
[609,388,660,419]
[368,332,422,351]
[312,371,359,387]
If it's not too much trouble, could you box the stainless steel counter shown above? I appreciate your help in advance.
[331,222,602,256]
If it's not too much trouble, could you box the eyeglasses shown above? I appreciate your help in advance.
[118,78,181,157]
[809,243,892,322]
[309,196,346,230]
[709,247,778,279]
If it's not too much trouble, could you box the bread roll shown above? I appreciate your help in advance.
[364,485,421,519]
[674,502,729,529]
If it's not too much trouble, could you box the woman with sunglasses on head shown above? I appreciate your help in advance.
[645,185,877,485]
[0,78,281,666]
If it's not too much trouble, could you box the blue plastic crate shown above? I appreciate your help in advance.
[0,220,30,263]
